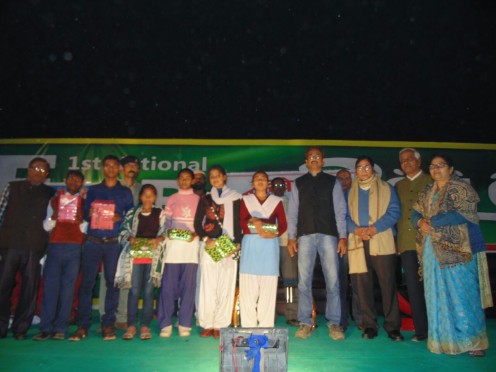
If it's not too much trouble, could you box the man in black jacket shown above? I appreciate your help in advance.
[287,147,348,340]
[0,157,54,340]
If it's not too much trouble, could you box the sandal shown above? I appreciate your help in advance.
[468,350,486,357]
[140,326,152,340]
[122,326,137,340]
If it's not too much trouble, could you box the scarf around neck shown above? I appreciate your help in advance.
[210,185,241,239]
[347,175,395,273]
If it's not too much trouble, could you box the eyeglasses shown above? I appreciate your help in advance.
[429,163,447,170]
[356,165,372,172]
[307,154,322,160]
[30,166,48,174]
[272,183,285,187]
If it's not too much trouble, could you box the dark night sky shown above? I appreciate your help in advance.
[1,0,495,142]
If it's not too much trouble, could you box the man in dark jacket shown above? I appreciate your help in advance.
[0,157,55,340]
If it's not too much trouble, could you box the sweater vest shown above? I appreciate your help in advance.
[295,172,338,238]
[0,180,55,251]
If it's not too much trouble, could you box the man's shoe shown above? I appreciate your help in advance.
[200,328,213,337]
[329,324,345,340]
[295,324,312,339]
[160,325,172,338]
[51,332,65,340]
[286,319,300,327]
[114,322,127,331]
[32,331,51,341]
[212,329,220,339]
[387,330,404,342]
[362,328,378,339]
[102,326,116,341]
[411,334,427,342]
[13,333,27,340]
[68,327,87,341]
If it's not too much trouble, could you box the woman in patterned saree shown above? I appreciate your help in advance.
[412,154,492,357]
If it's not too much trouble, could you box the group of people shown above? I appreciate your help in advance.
[0,146,491,358]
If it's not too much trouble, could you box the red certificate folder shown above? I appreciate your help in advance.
[90,200,115,230]
[57,194,80,222]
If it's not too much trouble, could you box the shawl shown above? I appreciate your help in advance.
[114,205,167,288]
[210,185,242,239]
[347,175,395,273]
[413,179,479,268]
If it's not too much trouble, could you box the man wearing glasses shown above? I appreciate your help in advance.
[347,156,403,341]
[287,147,347,340]
[0,157,55,340]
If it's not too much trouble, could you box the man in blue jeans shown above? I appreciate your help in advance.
[69,155,133,341]
[287,147,347,340]
[33,170,87,341]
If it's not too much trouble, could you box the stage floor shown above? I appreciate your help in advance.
[1,314,494,371]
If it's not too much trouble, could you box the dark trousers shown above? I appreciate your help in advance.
[76,240,121,329]
[158,263,197,328]
[401,250,428,337]
[354,241,401,332]
[0,249,42,336]
[350,274,362,327]
[39,243,81,334]
[338,254,349,328]
[280,245,298,321]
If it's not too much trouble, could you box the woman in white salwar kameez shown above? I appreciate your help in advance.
[239,170,287,328]
[193,165,242,338]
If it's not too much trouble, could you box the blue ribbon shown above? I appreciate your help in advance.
[245,334,269,372]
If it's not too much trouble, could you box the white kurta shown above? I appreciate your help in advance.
[198,186,241,329]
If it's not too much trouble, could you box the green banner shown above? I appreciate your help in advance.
[1,138,496,245]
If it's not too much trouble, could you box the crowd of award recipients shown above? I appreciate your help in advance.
[0,146,492,357]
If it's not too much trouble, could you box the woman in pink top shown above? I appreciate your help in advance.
[157,169,200,338]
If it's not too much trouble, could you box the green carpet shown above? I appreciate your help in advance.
[1,315,494,371]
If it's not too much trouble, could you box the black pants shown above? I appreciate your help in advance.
[0,249,42,336]
[354,241,401,332]
[280,245,298,320]
[400,250,428,337]
[338,254,349,328]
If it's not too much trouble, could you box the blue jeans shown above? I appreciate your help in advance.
[127,263,154,327]
[39,243,81,334]
[297,234,341,326]
[76,240,122,329]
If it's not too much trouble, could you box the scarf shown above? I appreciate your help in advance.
[413,179,479,268]
[210,185,241,239]
[242,193,281,219]
[114,205,167,288]
[347,175,395,273]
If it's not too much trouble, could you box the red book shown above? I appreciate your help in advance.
[57,194,80,223]
[90,200,115,230]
